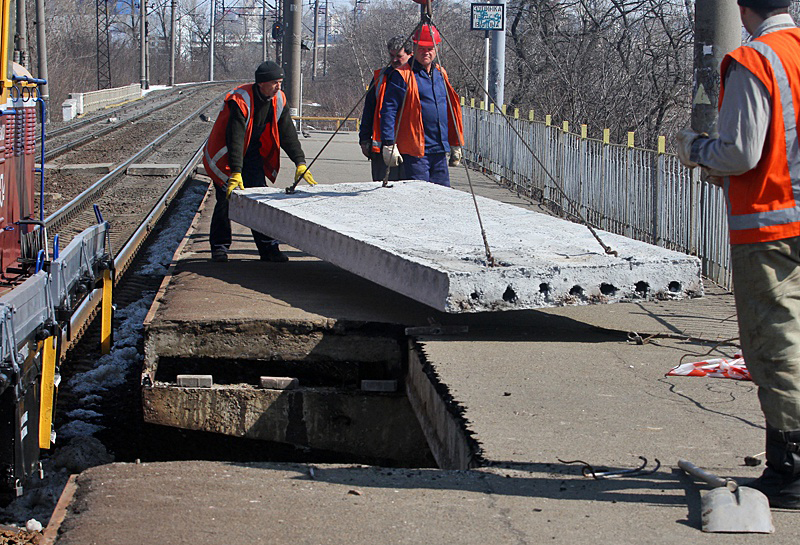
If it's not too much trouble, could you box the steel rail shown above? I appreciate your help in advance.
[44,91,199,161]
[113,144,205,277]
[39,81,220,142]
[43,92,224,234]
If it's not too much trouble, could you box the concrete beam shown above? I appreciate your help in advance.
[229,181,703,313]
[127,164,182,176]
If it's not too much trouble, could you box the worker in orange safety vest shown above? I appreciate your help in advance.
[358,35,412,181]
[379,23,464,187]
[675,0,800,509]
[203,61,316,263]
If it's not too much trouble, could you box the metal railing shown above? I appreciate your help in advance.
[463,105,732,289]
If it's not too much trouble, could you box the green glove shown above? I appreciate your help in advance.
[226,172,244,199]
[295,164,317,186]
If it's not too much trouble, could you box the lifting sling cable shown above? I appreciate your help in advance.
[429,14,619,258]
[426,17,497,267]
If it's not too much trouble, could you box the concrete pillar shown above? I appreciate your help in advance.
[691,0,741,135]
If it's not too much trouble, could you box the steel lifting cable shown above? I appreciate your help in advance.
[424,13,496,267]
[430,15,619,258]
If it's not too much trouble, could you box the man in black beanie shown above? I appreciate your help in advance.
[203,61,317,263]
[675,0,800,509]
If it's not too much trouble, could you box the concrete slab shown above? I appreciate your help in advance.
[127,163,182,176]
[57,163,114,174]
[229,181,703,313]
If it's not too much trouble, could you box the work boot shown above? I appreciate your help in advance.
[748,425,800,509]
[260,244,289,263]
[211,250,228,263]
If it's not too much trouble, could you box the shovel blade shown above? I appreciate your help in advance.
[701,486,774,533]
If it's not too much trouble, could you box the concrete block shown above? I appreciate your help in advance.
[176,374,213,388]
[229,181,703,313]
[360,380,398,392]
[259,376,299,390]
[59,163,114,174]
[62,99,77,122]
[127,164,182,176]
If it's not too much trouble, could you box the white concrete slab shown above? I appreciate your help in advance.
[229,181,703,313]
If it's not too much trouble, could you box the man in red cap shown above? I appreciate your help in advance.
[675,0,800,508]
[379,23,463,187]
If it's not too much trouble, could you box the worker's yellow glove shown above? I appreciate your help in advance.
[225,172,244,199]
[295,164,317,186]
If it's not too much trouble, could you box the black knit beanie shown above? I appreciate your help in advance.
[737,0,790,9]
[255,61,284,83]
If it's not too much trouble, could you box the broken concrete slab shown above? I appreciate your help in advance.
[127,163,181,176]
[229,181,703,313]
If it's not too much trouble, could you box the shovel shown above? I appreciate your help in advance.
[678,459,774,534]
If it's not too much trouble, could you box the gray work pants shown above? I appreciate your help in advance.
[731,235,800,430]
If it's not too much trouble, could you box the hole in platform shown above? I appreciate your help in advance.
[668,281,681,293]
[539,283,550,295]
[569,285,584,296]
[471,291,481,300]
[635,281,649,295]
[145,356,437,469]
[502,285,517,303]
[600,283,617,296]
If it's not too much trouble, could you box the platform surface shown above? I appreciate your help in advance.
[51,132,789,545]
[230,181,702,312]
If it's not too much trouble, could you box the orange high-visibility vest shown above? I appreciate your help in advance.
[391,64,464,158]
[369,68,390,154]
[203,85,286,188]
[720,28,800,244]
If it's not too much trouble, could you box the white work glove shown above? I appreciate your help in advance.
[675,128,707,168]
[382,144,403,168]
[449,146,462,167]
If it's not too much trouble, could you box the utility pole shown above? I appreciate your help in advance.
[282,0,301,127]
[482,30,489,106]
[691,0,740,135]
[487,0,505,107]
[15,0,26,66]
[169,0,177,85]
[140,0,148,89]
[262,0,268,62]
[34,0,48,109]
[312,0,319,80]
[96,0,112,89]
[323,0,328,76]
[209,0,216,81]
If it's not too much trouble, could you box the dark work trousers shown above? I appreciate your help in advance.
[369,152,404,182]
[401,153,450,187]
[209,159,277,258]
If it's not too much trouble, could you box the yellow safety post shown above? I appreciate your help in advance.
[528,110,534,121]
[479,100,485,110]
[470,98,475,108]
[627,132,635,148]
[658,135,666,153]
[514,108,519,119]
[490,103,495,113]
[39,335,57,449]
[101,268,113,354]
[545,115,551,126]
[562,121,569,133]
[603,128,610,144]
[501,104,507,115]
[581,124,588,139]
